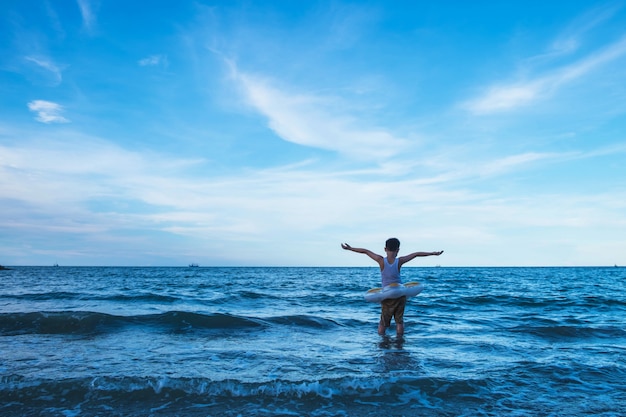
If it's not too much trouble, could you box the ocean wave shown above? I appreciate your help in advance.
[509,323,626,339]
[94,293,181,303]
[0,311,265,335]
[0,291,84,301]
[456,294,580,308]
[0,374,488,403]
[581,295,626,308]
[0,311,122,335]
[265,314,342,329]
[0,375,458,416]
[4,371,623,417]
[0,310,350,336]
[0,291,182,304]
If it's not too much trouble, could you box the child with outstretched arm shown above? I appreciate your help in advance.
[342,238,443,337]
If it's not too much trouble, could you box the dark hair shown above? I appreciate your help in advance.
[385,238,400,251]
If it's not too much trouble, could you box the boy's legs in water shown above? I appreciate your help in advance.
[378,322,404,336]
[379,296,406,336]
[396,322,404,337]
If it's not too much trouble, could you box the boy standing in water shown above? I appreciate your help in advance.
[341,238,443,337]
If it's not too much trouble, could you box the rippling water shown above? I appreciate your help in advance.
[1,266,625,416]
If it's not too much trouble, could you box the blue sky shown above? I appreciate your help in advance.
[1,1,625,266]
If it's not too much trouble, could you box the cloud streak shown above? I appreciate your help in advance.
[465,35,626,114]
[27,100,69,123]
[24,56,63,86]
[76,0,96,33]
[546,3,621,56]
[231,66,407,160]
[139,54,168,67]
[1,123,624,266]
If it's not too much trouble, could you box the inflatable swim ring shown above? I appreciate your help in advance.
[364,281,424,303]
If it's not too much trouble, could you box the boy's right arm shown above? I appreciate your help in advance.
[341,243,384,268]
[398,250,444,267]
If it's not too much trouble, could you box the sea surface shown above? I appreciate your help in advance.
[1,266,625,416]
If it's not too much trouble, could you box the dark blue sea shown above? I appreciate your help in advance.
[1,266,625,416]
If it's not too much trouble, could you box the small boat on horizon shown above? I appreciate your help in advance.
[189,263,199,267]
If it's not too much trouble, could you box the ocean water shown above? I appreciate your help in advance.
[1,266,625,416]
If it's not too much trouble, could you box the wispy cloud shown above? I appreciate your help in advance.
[138,54,168,67]
[2,124,624,265]
[27,100,69,123]
[465,83,542,114]
[24,56,62,86]
[76,0,96,33]
[478,152,565,176]
[465,33,626,114]
[231,66,407,160]
[546,3,621,56]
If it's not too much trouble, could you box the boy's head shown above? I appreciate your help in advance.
[385,238,400,252]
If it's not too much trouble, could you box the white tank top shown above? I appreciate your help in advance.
[381,258,400,287]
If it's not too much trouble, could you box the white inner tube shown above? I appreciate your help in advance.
[364,281,424,303]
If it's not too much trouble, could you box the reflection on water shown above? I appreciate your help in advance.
[375,334,423,375]
[378,334,405,350]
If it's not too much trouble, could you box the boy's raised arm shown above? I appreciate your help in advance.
[341,243,384,268]
[399,250,444,267]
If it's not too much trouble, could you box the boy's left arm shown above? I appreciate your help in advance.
[399,250,444,267]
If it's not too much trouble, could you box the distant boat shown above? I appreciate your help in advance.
[189,263,199,267]
[53,263,59,267]
[0,265,10,271]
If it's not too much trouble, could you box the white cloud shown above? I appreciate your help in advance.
[232,70,407,160]
[548,3,621,56]
[27,100,69,123]
[76,0,96,33]
[465,35,626,114]
[139,54,168,66]
[466,83,541,114]
[1,129,625,266]
[24,56,62,86]
[478,152,564,176]
[556,35,626,82]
